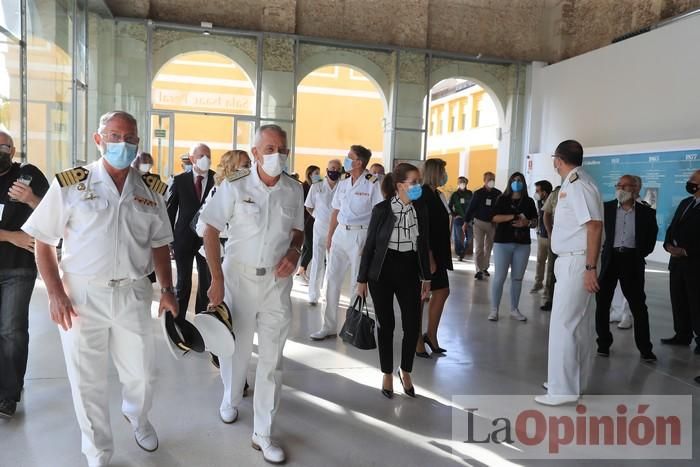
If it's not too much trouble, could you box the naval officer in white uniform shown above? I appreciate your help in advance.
[310,145,383,340]
[536,139,603,406]
[201,124,304,464]
[304,158,342,305]
[23,111,177,467]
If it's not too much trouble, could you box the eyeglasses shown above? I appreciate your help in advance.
[263,148,290,156]
[0,144,12,152]
[615,184,635,189]
[101,132,140,145]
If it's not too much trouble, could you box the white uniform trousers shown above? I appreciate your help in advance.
[307,222,329,303]
[219,260,292,437]
[60,274,154,467]
[546,255,595,397]
[610,283,632,322]
[321,227,367,333]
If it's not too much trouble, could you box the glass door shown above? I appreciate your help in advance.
[233,116,255,155]
[150,112,174,177]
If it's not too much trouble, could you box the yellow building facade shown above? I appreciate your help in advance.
[426,79,499,193]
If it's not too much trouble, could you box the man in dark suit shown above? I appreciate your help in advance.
[167,143,215,324]
[661,169,700,352]
[595,175,658,362]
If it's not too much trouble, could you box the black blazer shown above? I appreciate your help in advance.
[600,200,658,275]
[664,196,700,264]
[422,185,453,271]
[357,198,431,283]
[167,170,216,250]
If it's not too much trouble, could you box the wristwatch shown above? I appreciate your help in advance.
[161,286,176,295]
[585,264,597,271]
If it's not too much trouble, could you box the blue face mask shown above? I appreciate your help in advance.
[184,164,193,173]
[343,157,354,172]
[407,183,423,201]
[311,174,321,183]
[103,142,137,169]
[511,180,524,193]
[441,174,448,186]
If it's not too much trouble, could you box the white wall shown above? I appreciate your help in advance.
[524,12,700,264]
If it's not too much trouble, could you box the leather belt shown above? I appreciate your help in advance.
[613,246,636,253]
[557,250,586,257]
[341,224,367,230]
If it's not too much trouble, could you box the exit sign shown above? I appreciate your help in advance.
[154,129,167,139]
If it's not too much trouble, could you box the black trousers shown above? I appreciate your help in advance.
[300,218,314,269]
[669,257,700,344]
[595,251,652,354]
[369,249,421,374]
[174,241,211,323]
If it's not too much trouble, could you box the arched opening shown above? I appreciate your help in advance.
[294,64,388,175]
[425,78,501,193]
[150,51,255,177]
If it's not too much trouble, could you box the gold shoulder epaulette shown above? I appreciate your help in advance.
[365,173,378,183]
[56,167,89,187]
[569,172,579,183]
[226,168,250,182]
[341,172,351,180]
[142,173,168,196]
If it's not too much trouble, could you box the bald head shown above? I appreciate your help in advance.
[189,143,211,175]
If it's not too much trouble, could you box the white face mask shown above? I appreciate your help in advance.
[615,189,633,204]
[195,156,211,172]
[486,180,495,189]
[533,192,541,202]
[139,163,152,174]
[261,152,286,177]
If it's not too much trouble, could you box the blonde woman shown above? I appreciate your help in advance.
[416,158,453,357]
[214,149,251,186]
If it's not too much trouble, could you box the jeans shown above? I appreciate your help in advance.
[452,216,466,257]
[490,243,531,311]
[0,268,37,401]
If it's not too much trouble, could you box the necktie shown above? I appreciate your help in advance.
[195,175,203,201]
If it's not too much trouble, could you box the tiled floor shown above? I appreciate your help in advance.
[1,253,699,467]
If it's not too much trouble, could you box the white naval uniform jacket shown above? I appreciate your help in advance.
[198,164,305,268]
[22,158,173,280]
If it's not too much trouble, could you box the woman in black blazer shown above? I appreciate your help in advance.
[415,158,453,357]
[357,163,431,399]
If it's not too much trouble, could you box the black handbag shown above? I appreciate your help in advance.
[339,296,377,350]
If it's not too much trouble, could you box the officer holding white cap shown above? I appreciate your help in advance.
[304,158,342,305]
[200,124,304,465]
[310,145,383,340]
[536,139,603,406]
[23,111,176,467]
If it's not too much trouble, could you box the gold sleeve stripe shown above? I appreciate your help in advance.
[142,173,168,196]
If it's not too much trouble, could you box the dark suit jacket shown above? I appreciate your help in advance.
[167,170,215,251]
[600,200,658,276]
[664,196,700,266]
[357,198,431,283]
[422,185,453,271]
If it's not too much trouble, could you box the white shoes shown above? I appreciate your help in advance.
[510,309,527,322]
[134,421,159,452]
[617,315,633,329]
[252,433,286,464]
[123,415,158,452]
[219,403,238,424]
[310,328,336,341]
[487,310,498,321]
[535,394,579,406]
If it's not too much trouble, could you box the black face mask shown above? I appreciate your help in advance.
[327,170,341,181]
[687,181,699,195]
[0,152,12,173]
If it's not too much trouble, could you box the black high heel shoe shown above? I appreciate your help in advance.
[423,333,446,354]
[397,369,416,398]
[381,387,394,399]
[415,351,431,359]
